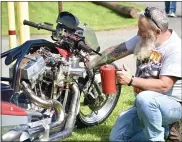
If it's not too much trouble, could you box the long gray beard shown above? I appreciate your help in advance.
[134,37,156,61]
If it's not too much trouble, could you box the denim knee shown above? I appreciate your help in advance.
[135,91,158,109]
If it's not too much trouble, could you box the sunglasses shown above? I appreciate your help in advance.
[144,7,161,30]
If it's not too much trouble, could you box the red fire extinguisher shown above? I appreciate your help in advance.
[100,64,116,94]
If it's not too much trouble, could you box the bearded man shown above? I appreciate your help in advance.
[88,7,182,141]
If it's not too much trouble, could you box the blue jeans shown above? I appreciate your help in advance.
[109,91,182,141]
[165,1,176,14]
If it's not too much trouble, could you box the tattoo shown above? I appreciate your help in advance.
[89,42,130,69]
[109,42,129,61]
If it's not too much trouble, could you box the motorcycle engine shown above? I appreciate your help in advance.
[10,47,64,86]
[9,47,65,110]
[14,55,46,83]
[9,46,86,110]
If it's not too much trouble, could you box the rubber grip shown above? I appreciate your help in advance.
[77,41,92,53]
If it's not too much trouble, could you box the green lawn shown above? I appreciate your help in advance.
[1,2,145,35]
[65,85,135,141]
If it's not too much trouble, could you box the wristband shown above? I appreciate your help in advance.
[128,75,134,86]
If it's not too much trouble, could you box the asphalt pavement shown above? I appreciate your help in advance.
[1,2,181,77]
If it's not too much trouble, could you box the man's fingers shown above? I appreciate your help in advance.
[116,71,123,75]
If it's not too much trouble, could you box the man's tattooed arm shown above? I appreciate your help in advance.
[88,42,131,69]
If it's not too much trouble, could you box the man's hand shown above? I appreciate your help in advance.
[116,64,133,85]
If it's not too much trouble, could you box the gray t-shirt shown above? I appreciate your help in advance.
[125,30,182,102]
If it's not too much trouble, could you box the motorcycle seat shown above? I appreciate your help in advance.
[1,83,11,89]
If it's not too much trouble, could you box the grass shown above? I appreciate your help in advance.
[1,2,145,36]
[65,85,135,141]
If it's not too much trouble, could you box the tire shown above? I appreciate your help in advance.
[76,63,121,128]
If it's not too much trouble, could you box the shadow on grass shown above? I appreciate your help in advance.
[124,99,134,106]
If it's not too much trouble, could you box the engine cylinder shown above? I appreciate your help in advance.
[70,56,80,67]
[100,64,116,94]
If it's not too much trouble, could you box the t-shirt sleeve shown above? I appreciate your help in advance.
[160,52,182,78]
[125,35,141,53]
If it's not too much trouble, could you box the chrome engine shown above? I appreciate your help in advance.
[9,46,86,107]
[9,47,86,87]
[4,47,84,141]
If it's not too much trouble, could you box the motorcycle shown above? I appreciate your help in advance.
[1,11,121,141]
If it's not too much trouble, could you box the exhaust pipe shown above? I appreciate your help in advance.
[49,83,80,141]
[3,82,79,141]
[21,81,80,141]
[2,130,22,141]
[21,81,65,129]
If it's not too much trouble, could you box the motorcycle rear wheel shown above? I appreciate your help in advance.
[76,63,121,128]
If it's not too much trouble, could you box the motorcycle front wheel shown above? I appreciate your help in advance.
[76,63,121,128]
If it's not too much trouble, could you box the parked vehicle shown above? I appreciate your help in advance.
[1,11,121,141]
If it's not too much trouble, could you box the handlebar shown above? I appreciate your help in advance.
[23,20,56,32]
[77,40,93,53]
[77,40,102,56]
[23,20,102,56]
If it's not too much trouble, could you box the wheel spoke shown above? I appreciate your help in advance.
[77,70,121,127]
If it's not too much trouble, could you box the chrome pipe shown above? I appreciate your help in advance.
[69,67,86,77]
[20,81,80,141]
[21,81,65,129]
[49,83,80,141]
[65,83,80,130]
[2,130,22,141]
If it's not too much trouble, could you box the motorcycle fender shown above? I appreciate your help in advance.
[1,102,28,126]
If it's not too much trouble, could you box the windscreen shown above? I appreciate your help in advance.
[78,24,100,50]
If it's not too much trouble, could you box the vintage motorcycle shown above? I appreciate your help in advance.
[1,11,121,141]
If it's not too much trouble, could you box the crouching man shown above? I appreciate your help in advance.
[88,7,182,141]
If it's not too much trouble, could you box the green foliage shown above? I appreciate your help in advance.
[2,2,145,35]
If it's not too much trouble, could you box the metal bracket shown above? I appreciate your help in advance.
[28,118,51,141]
[28,118,51,128]
[39,124,50,141]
